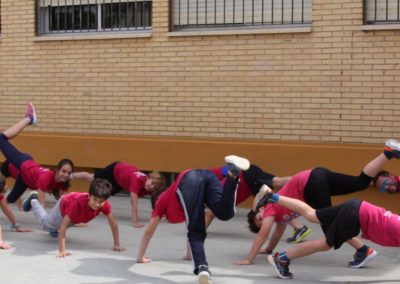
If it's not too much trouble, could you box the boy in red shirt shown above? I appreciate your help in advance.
[259,187,400,279]
[136,155,250,284]
[22,178,123,257]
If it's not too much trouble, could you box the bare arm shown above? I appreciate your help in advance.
[71,172,94,182]
[263,222,286,253]
[130,192,144,228]
[137,216,161,263]
[57,215,71,257]
[106,213,124,251]
[232,216,275,265]
[0,198,32,232]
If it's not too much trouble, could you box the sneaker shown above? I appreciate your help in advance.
[224,155,250,177]
[268,253,293,279]
[25,102,37,125]
[22,191,39,212]
[49,231,59,238]
[198,265,212,284]
[286,225,312,243]
[348,247,377,268]
[253,185,274,211]
[384,139,400,159]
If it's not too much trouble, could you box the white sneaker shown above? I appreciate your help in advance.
[224,155,250,171]
[386,139,400,151]
[198,270,212,284]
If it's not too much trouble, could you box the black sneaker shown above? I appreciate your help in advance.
[197,265,212,284]
[268,253,293,279]
[22,191,39,212]
[286,225,312,243]
[348,247,377,268]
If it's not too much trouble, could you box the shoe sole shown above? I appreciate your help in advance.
[350,250,377,268]
[224,155,250,171]
[290,228,312,244]
[22,191,38,212]
[28,102,37,125]
[267,255,293,279]
[198,272,212,284]
[386,139,400,151]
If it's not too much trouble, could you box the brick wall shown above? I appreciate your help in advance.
[0,0,399,144]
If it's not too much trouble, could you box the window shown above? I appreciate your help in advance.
[170,0,312,31]
[37,0,152,35]
[364,0,400,24]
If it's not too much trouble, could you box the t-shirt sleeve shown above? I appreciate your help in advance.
[36,172,53,191]
[0,194,4,201]
[63,200,79,221]
[101,201,112,216]
[128,175,142,195]
[151,192,167,218]
[262,203,277,218]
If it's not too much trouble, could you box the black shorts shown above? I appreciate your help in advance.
[94,162,122,195]
[316,199,362,249]
[243,164,275,195]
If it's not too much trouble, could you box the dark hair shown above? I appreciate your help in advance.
[373,170,390,186]
[89,178,112,199]
[247,209,260,234]
[57,158,75,172]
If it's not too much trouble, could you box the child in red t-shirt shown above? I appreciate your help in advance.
[260,188,400,279]
[136,155,250,284]
[0,103,80,205]
[22,178,124,257]
[73,162,165,228]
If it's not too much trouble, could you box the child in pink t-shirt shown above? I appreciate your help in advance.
[261,189,400,279]
[22,178,124,257]
[241,140,400,268]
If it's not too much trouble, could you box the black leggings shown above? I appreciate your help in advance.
[0,133,32,203]
[243,164,275,195]
[303,167,372,210]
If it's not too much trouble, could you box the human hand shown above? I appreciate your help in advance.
[15,227,33,233]
[57,250,71,258]
[232,258,252,265]
[0,242,11,249]
[137,256,152,263]
[259,248,273,254]
[113,245,125,252]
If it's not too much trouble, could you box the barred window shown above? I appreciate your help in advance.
[170,0,312,31]
[36,0,152,35]
[364,0,400,24]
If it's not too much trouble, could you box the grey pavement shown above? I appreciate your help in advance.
[1,194,399,284]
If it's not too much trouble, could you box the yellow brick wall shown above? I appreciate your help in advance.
[0,0,399,144]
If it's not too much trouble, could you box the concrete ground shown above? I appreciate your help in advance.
[1,193,399,284]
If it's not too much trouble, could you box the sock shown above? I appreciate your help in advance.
[221,166,229,177]
[270,193,280,203]
[384,150,394,160]
[277,251,290,262]
[357,245,368,253]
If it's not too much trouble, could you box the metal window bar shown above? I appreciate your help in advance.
[364,0,400,24]
[37,0,151,34]
[170,0,312,31]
